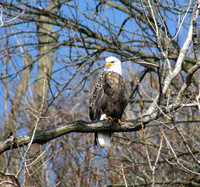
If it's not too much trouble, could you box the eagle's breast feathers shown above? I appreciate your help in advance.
[89,71,128,121]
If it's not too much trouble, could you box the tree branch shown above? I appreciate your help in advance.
[0,119,143,154]
[0,97,184,155]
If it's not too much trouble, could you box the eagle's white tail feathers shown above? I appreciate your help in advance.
[97,132,110,148]
[98,114,110,148]
[100,114,106,120]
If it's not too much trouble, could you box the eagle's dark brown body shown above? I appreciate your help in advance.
[89,71,127,121]
[89,70,128,146]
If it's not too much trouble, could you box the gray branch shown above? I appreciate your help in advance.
[0,118,143,154]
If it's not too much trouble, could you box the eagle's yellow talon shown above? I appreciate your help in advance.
[104,116,121,123]
[104,116,114,121]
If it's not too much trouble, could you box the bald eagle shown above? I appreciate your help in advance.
[89,56,128,148]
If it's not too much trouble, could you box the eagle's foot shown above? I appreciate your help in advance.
[117,119,121,123]
[104,116,114,121]
[104,116,121,123]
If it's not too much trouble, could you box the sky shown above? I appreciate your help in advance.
[0,0,195,123]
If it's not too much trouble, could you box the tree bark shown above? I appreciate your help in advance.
[0,119,143,155]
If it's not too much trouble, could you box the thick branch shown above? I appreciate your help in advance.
[0,98,184,155]
[0,119,142,154]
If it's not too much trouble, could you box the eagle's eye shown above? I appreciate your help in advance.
[111,61,115,63]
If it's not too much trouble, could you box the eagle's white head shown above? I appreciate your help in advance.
[104,56,122,75]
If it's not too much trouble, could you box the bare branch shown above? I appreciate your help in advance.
[0,119,142,155]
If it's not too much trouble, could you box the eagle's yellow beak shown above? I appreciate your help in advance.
[106,61,112,67]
